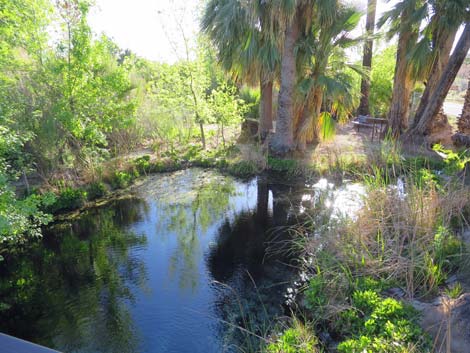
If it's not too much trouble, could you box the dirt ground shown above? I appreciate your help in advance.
[303,121,453,167]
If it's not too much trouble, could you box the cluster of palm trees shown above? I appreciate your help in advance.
[202,0,470,155]
[382,0,470,141]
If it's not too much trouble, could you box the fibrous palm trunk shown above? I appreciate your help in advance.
[270,9,300,155]
[357,0,377,116]
[408,23,470,138]
[295,86,322,151]
[388,11,417,137]
[411,26,458,130]
[259,77,273,140]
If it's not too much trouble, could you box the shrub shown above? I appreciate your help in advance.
[227,160,259,177]
[0,184,55,251]
[432,144,470,174]
[48,187,87,213]
[87,181,107,200]
[267,157,300,175]
[133,155,151,175]
[182,144,202,161]
[111,171,133,189]
[267,321,319,353]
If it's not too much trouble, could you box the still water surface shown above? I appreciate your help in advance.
[0,169,364,352]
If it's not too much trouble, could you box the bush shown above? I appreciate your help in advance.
[111,171,133,189]
[48,187,87,213]
[227,160,259,177]
[239,87,260,122]
[267,321,319,353]
[87,181,107,200]
[182,144,202,161]
[0,182,55,252]
[133,155,151,175]
[267,157,300,175]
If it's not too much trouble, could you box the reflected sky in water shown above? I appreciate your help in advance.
[0,169,365,353]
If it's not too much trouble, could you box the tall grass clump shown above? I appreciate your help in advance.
[320,172,468,298]
[267,318,320,353]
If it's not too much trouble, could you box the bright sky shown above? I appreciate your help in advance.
[88,0,398,63]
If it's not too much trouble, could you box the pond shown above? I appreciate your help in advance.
[0,169,364,353]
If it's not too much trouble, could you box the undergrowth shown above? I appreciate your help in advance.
[266,144,470,353]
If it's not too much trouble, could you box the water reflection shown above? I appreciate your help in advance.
[0,169,365,353]
[0,199,148,353]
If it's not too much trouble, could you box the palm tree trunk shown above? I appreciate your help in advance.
[411,26,458,129]
[408,23,470,138]
[357,0,377,116]
[457,79,470,134]
[296,95,312,151]
[388,12,417,137]
[295,86,322,150]
[307,88,322,143]
[259,77,273,140]
[270,9,300,155]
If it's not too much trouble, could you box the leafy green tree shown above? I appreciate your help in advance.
[369,46,397,117]
[209,83,246,147]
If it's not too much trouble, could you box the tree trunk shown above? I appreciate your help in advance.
[221,122,225,148]
[411,26,458,129]
[199,121,206,150]
[357,0,377,116]
[258,77,273,140]
[270,9,300,155]
[457,78,470,134]
[408,23,470,138]
[388,12,417,137]
[295,86,322,150]
[295,95,312,151]
[309,89,323,143]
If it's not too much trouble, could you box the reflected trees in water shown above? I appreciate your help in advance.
[0,198,149,353]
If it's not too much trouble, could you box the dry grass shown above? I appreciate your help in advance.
[351,183,468,296]
[302,172,470,302]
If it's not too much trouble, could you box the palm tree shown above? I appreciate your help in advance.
[269,1,305,154]
[294,4,362,150]
[379,0,423,137]
[201,0,280,139]
[357,0,377,116]
[407,23,470,138]
[270,0,352,154]
[410,0,466,131]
